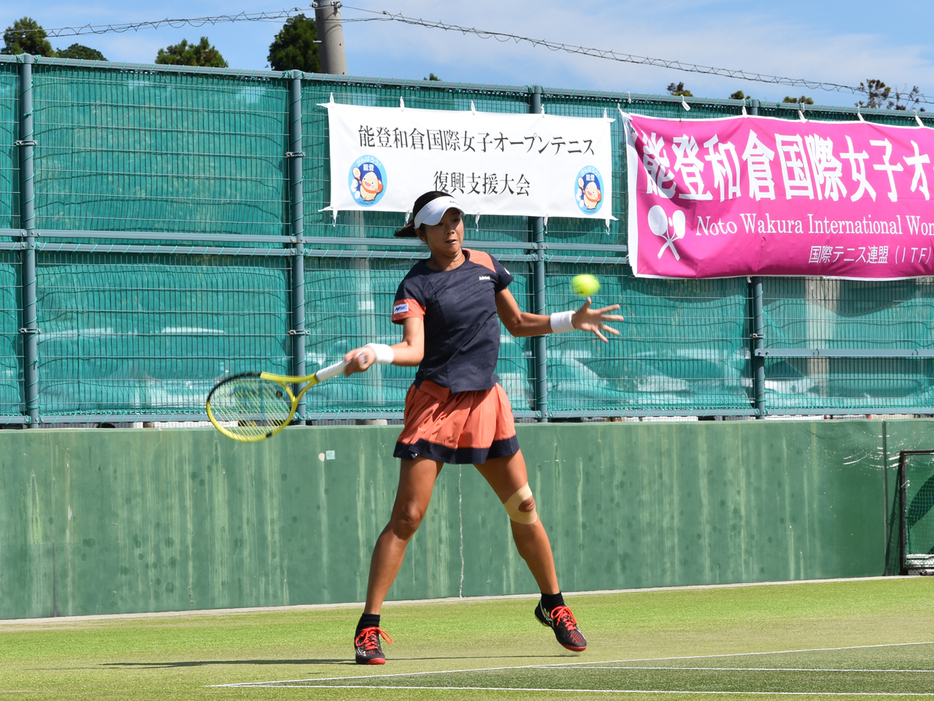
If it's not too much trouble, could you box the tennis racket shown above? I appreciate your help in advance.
[206,359,348,442]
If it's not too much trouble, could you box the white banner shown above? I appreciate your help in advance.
[322,101,614,222]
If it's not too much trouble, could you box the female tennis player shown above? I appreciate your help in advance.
[343,190,623,665]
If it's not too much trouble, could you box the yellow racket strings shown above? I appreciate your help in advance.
[208,377,294,440]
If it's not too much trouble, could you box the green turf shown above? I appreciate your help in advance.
[1,578,932,700]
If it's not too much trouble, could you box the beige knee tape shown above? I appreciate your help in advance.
[503,483,538,525]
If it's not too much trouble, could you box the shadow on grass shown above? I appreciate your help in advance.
[103,659,345,668]
[103,654,568,669]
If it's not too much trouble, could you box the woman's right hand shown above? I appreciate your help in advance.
[343,347,375,376]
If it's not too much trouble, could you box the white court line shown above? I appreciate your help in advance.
[3,576,908,626]
[211,640,934,688]
[580,667,934,674]
[236,684,934,696]
[565,641,934,668]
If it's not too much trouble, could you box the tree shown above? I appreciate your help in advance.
[729,90,748,101]
[267,14,319,72]
[857,79,891,109]
[857,79,923,111]
[155,37,227,68]
[783,95,814,105]
[667,81,692,97]
[423,73,441,81]
[890,85,921,111]
[57,43,107,61]
[2,17,55,57]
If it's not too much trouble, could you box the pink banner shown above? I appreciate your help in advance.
[624,112,934,278]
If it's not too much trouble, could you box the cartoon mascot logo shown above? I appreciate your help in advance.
[575,167,604,215]
[350,156,386,206]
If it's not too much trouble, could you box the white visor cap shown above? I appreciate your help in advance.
[414,196,464,228]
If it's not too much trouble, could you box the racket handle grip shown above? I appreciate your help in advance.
[315,359,349,382]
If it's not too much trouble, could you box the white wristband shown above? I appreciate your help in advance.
[550,311,575,334]
[365,343,395,364]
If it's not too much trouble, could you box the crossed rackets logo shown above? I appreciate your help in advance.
[647,205,686,261]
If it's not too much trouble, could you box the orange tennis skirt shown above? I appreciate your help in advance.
[393,380,520,464]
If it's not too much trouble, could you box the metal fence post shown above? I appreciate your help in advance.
[750,277,766,418]
[288,74,308,420]
[747,99,766,419]
[529,86,548,422]
[17,54,39,428]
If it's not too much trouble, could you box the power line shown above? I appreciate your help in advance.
[343,5,934,108]
[12,6,932,108]
[35,9,378,38]
[37,9,309,39]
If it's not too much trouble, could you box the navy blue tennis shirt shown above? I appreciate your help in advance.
[392,249,513,394]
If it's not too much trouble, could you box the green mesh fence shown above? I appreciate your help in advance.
[545,265,752,417]
[760,278,934,414]
[35,251,290,420]
[0,251,22,418]
[0,63,17,232]
[301,256,414,417]
[298,253,536,418]
[0,55,932,424]
[31,67,289,241]
[899,451,934,573]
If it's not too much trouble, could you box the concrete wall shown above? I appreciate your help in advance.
[2,419,929,619]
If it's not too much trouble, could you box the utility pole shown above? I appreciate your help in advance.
[313,1,348,75]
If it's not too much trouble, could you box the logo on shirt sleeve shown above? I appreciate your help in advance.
[393,302,409,315]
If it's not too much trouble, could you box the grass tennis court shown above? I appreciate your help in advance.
[1,577,931,700]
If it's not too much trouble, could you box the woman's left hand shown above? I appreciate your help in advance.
[572,299,625,342]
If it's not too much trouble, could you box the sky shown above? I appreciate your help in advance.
[5,0,934,110]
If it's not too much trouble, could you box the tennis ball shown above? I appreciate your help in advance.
[571,274,601,297]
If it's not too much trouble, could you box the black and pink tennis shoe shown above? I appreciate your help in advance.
[354,626,393,665]
[535,602,587,652]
